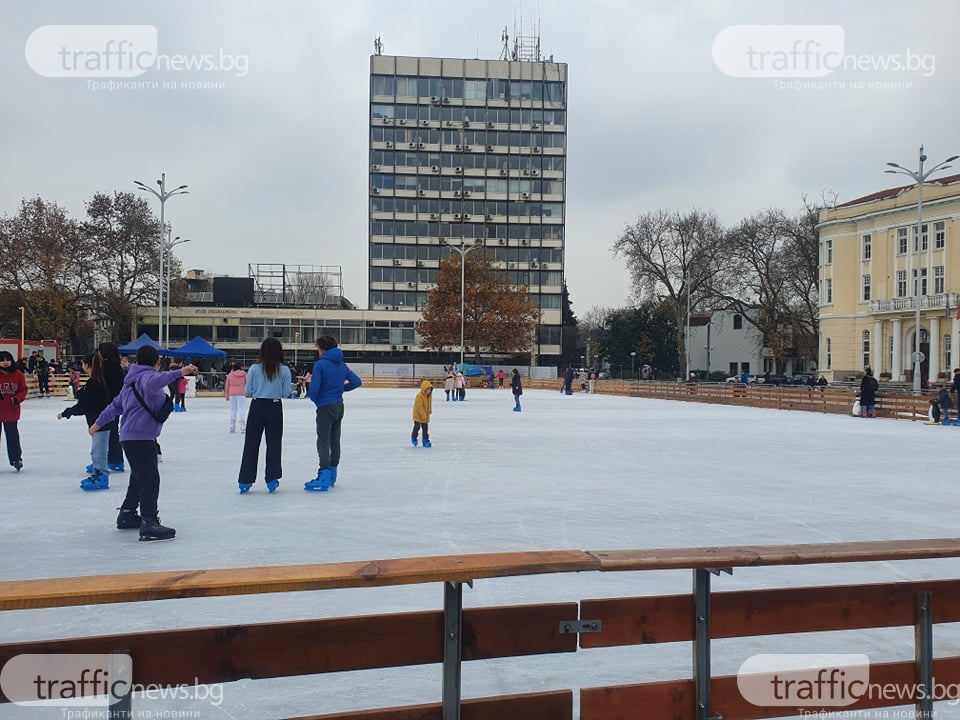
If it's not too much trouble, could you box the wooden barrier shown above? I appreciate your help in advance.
[3,540,960,718]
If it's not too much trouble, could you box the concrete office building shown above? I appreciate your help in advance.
[368,52,568,363]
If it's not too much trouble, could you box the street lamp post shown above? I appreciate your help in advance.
[18,306,24,360]
[134,173,189,347]
[441,238,484,367]
[885,147,958,392]
[631,351,636,380]
[164,234,191,348]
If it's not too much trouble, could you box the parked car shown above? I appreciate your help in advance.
[788,374,815,386]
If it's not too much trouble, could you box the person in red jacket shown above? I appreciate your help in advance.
[0,350,28,471]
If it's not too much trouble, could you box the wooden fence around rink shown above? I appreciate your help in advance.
[3,540,960,718]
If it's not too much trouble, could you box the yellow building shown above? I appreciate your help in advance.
[818,174,960,384]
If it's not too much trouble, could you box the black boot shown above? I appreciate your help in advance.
[116,508,141,530]
[139,517,175,542]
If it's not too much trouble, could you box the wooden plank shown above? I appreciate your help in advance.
[581,658,960,720]
[298,690,572,720]
[590,538,960,572]
[579,579,960,648]
[0,551,599,611]
[0,604,577,699]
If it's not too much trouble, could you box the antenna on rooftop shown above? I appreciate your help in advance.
[373,35,383,55]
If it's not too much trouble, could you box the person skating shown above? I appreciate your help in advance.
[859,367,879,418]
[510,368,523,412]
[90,346,196,541]
[224,362,248,433]
[58,353,111,490]
[305,336,362,491]
[237,338,291,494]
[0,351,28,471]
[99,342,126,472]
[411,380,433,447]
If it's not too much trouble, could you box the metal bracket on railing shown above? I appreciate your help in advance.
[915,591,933,720]
[694,568,730,720]
[108,649,131,720]
[559,619,602,634]
[442,579,473,720]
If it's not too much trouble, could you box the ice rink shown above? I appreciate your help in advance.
[1,385,958,718]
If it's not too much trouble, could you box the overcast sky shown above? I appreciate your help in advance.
[3,1,958,314]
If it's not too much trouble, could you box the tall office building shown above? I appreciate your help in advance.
[368,52,568,362]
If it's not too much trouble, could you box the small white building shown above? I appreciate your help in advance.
[687,310,765,378]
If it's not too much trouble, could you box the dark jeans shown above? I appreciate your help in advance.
[38,375,49,394]
[120,440,161,520]
[239,399,283,483]
[1,421,22,464]
[412,421,430,442]
[315,401,345,470]
[107,423,123,465]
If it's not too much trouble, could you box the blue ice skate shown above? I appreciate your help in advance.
[80,473,109,491]
[513,405,522,412]
[422,440,432,448]
[238,482,253,494]
[411,437,418,447]
[304,468,332,492]
[266,479,279,493]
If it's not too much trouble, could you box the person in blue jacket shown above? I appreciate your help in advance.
[305,335,362,492]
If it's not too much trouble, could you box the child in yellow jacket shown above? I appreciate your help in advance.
[411,379,433,448]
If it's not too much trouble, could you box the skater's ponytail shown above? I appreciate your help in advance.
[83,352,104,386]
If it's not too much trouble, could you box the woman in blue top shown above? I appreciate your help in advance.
[237,338,291,494]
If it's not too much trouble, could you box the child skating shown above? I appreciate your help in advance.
[58,352,112,490]
[411,380,433,447]
[0,351,27,471]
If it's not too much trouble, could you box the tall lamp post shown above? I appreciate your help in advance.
[441,238,484,367]
[631,351,637,380]
[18,306,24,360]
[885,147,958,392]
[164,234,191,348]
[134,173,189,347]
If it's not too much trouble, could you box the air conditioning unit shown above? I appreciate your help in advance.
[464,146,472,152]
[498,238,506,245]
[382,117,391,123]
[430,213,438,219]
[372,187,380,194]
[385,141,393,148]
[464,214,471,220]
[533,146,542,153]
[371,164,380,170]
[430,96,440,103]
[393,259,401,265]
[408,142,416,148]
[463,120,470,127]
[455,144,462,151]
[521,239,528,245]
[454,190,462,196]
[418,142,425,148]
[485,214,493,220]
[407,282,415,288]
[486,145,494,151]
[446,121,454,126]
[417,260,424,266]
[487,122,495,128]
[399,119,406,125]
[508,262,515,268]
[532,122,540,128]
[391,345,397,350]
[431,165,439,171]
[418,189,426,196]
[442,97,450,103]
[462,190,471,197]
[522,170,530,175]
[455,167,463,173]
[499,169,508,176]
[454,213,461,220]
[531,169,539,176]
[521,192,530,199]
[421,120,429,126]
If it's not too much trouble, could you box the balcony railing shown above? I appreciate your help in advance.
[870,293,953,313]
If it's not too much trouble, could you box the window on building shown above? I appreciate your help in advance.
[898,227,908,254]
[914,223,929,252]
[913,267,928,296]
[935,221,946,249]
[862,330,870,370]
[945,335,952,370]
[896,270,907,297]
[862,274,871,301]
[740,362,750,374]
[935,265,945,294]
[733,314,743,329]
[862,233,872,260]
[825,278,832,304]
[826,338,831,369]
[825,239,833,264]
[729,362,738,376]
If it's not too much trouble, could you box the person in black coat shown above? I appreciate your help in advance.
[58,352,112,485]
[510,368,523,412]
[99,342,126,470]
[859,367,879,418]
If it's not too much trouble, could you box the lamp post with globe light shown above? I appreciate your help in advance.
[134,173,188,347]
[885,147,958,392]
[164,234,191,348]
[441,238,484,368]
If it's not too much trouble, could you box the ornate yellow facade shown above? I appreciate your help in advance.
[818,176,960,383]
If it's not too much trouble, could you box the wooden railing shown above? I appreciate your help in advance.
[3,540,960,718]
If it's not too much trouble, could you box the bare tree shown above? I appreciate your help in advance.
[612,208,730,371]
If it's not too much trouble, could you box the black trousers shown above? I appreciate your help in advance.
[315,401,344,470]
[1,421,22,464]
[38,375,49,394]
[411,421,430,442]
[238,399,283,483]
[120,440,161,520]
[107,423,123,465]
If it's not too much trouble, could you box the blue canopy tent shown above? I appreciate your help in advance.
[167,336,227,360]
[117,333,168,356]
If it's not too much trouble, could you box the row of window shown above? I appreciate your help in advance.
[371,244,564,264]
[370,266,563,285]
[371,76,566,104]
[371,222,564,242]
[822,267,947,303]
[372,175,564,195]
[823,223,948,265]
[370,149,566,172]
[372,105,565,126]
[371,198,563,218]
[371,128,565,149]
[823,330,953,373]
